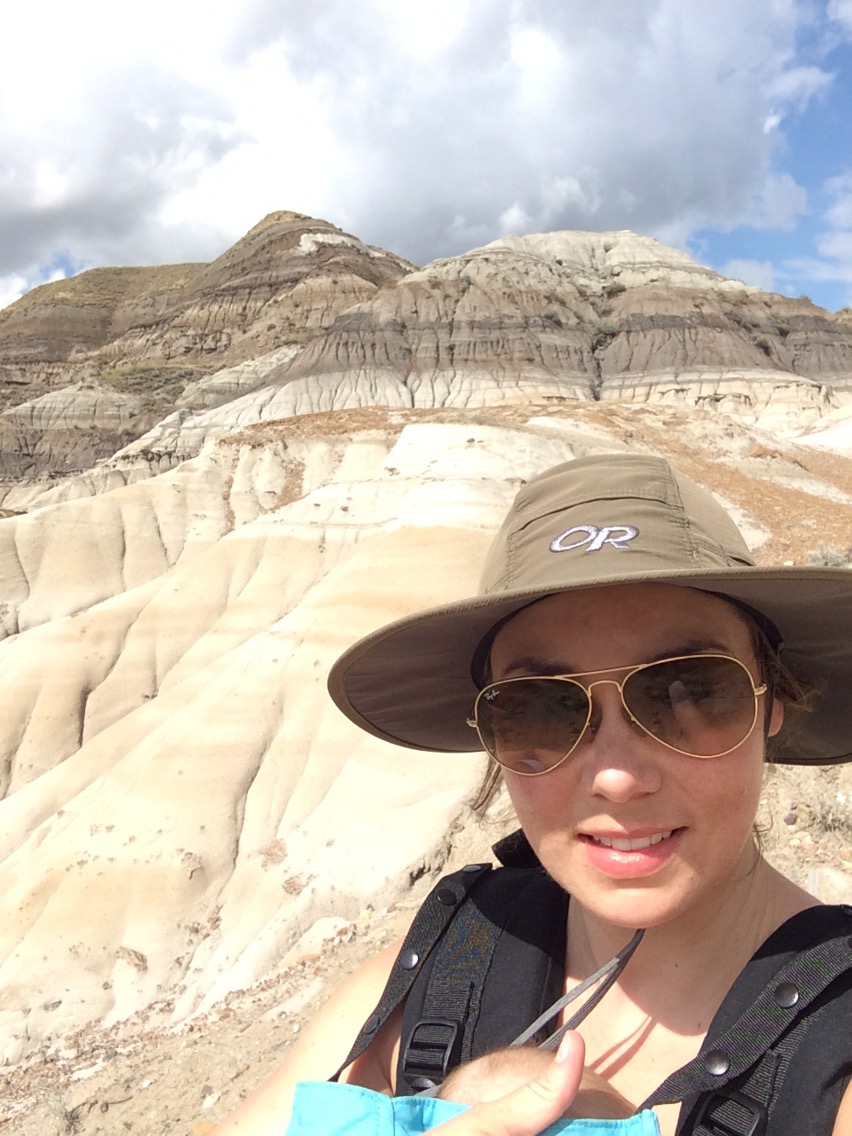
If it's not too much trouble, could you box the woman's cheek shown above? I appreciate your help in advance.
[503,771,582,856]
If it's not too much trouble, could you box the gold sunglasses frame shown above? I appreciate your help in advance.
[466,653,768,776]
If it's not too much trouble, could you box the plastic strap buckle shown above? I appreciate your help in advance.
[694,1089,767,1136]
[401,1018,462,1090]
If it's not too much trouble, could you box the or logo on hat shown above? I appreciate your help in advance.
[550,524,639,553]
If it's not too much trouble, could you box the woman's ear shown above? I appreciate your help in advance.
[767,697,785,738]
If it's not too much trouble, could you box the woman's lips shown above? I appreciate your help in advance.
[580,828,684,878]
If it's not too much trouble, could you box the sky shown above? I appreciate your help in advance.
[1,0,852,312]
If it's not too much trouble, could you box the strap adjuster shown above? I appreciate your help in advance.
[695,1089,767,1136]
[401,1018,462,1089]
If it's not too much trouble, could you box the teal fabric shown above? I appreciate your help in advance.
[285,1081,661,1136]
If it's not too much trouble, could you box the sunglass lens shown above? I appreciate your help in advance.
[476,679,589,773]
[623,656,757,756]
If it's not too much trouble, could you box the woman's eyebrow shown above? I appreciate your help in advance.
[649,638,733,660]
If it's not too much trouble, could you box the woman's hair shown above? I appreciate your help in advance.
[469,599,816,817]
[753,620,816,758]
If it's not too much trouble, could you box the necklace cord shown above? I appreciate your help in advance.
[510,927,646,1050]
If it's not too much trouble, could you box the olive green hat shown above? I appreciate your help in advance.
[327,454,852,765]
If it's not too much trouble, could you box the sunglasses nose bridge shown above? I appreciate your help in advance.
[583,675,629,707]
[582,675,643,736]
[583,676,624,693]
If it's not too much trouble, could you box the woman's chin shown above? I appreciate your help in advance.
[584,894,685,931]
[564,872,704,931]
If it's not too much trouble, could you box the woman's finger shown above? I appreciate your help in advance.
[430,1032,585,1136]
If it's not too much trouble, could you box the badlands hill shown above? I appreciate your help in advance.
[0,211,414,488]
[1,214,852,498]
[1,216,852,1135]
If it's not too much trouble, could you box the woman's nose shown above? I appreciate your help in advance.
[579,683,663,800]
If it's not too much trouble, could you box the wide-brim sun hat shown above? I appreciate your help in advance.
[328,454,852,765]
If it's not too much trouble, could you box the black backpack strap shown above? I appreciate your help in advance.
[397,865,567,1092]
[332,862,493,1081]
[763,970,852,1134]
[335,831,567,1093]
[397,877,502,1090]
[686,989,842,1136]
[643,905,852,1136]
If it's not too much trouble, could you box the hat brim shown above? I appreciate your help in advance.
[328,565,852,765]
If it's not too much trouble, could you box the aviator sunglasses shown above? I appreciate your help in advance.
[467,654,768,775]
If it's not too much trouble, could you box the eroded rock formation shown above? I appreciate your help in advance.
[1,223,851,492]
[0,212,414,485]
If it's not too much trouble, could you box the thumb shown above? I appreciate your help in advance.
[431,1032,585,1136]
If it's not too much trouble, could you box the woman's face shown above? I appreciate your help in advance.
[489,583,784,930]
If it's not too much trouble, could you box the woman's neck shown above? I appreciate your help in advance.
[566,852,819,1035]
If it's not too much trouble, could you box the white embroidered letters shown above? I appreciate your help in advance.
[550,524,639,553]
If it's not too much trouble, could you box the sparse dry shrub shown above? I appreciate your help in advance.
[808,545,852,569]
[728,308,759,329]
[591,321,619,353]
[811,795,852,838]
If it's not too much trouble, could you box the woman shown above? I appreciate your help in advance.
[212,454,852,1136]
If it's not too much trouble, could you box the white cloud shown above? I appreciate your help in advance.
[509,26,565,112]
[0,275,28,311]
[824,172,852,230]
[763,112,782,134]
[763,66,832,109]
[372,0,474,61]
[499,203,532,234]
[779,171,852,305]
[818,231,852,263]
[722,259,776,292]
[814,174,852,283]
[782,255,852,284]
[828,0,852,34]
[541,176,602,219]
[749,172,808,231]
[0,0,842,283]
[228,0,832,263]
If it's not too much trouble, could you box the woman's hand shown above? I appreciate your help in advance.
[430,1033,585,1136]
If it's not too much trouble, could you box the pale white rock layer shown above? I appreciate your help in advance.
[0,385,145,432]
[483,230,747,293]
[794,403,852,452]
[600,370,842,429]
[176,345,302,411]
